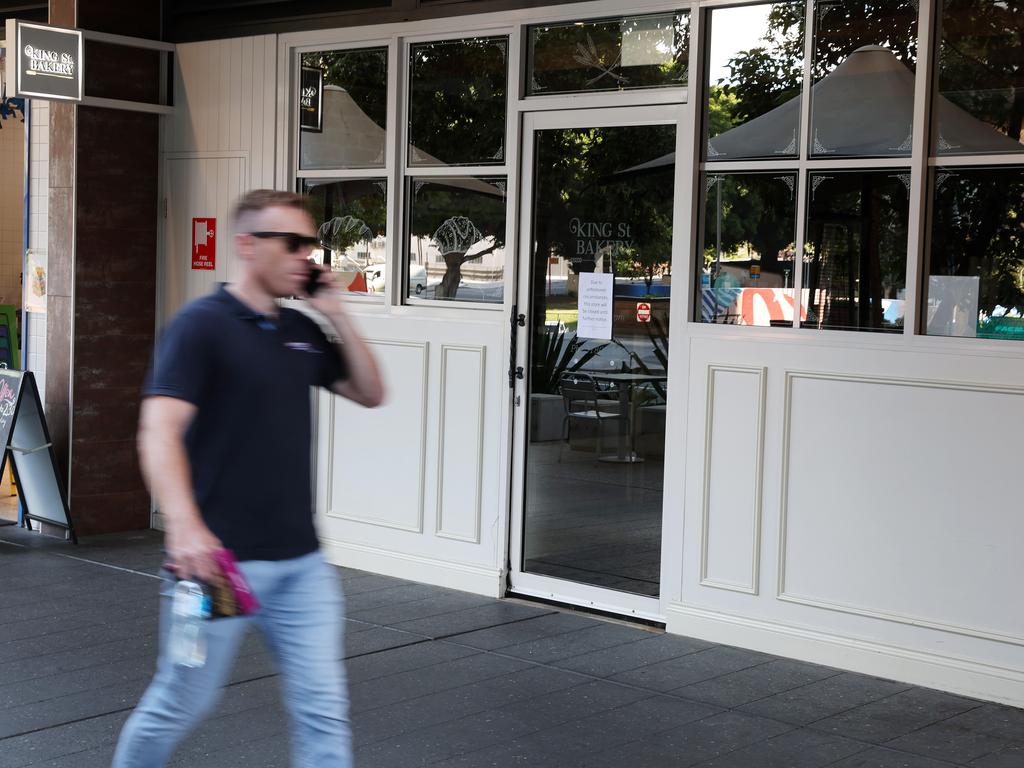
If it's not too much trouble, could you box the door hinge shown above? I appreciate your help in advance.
[508,304,526,388]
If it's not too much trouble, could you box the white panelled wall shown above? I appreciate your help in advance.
[161,35,278,323]
[671,332,1024,707]
[160,2,1024,708]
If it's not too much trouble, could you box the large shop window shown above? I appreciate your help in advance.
[697,0,1022,336]
[298,47,391,298]
[924,1,1024,339]
[810,0,918,157]
[701,173,797,326]
[406,177,507,303]
[804,171,909,332]
[705,1,804,161]
[405,36,509,305]
[303,179,388,296]
[527,11,690,96]
[408,37,508,167]
[299,48,388,170]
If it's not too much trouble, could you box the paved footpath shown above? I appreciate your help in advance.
[1,528,1022,767]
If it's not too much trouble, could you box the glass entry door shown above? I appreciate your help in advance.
[510,108,678,619]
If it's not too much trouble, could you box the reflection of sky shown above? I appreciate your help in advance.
[708,4,771,85]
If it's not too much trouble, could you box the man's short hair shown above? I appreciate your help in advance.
[231,189,311,232]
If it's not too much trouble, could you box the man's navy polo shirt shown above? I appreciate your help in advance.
[145,284,347,562]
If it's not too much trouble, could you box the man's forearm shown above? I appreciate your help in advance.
[325,309,385,407]
[138,424,202,527]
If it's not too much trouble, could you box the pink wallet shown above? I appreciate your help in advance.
[212,548,260,615]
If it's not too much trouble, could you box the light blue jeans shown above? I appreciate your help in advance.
[111,550,351,768]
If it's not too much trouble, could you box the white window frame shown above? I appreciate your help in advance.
[278,0,695,322]
[687,0,1024,353]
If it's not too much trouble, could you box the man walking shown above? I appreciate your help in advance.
[112,190,384,768]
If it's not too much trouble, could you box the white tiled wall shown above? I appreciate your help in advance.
[27,100,48,401]
[29,101,47,256]
[26,311,45,403]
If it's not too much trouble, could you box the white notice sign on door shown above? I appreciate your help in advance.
[577,272,614,340]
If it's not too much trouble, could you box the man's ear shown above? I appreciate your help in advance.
[234,232,254,262]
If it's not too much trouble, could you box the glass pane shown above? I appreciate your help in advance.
[699,173,798,326]
[810,0,918,157]
[303,179,388,296]
[408,37,508,167]
[803,170,910,331]
[934,1,1024,155]
[524,124,676,598]
[706,2,805,161]
[406,177,507,303]
[527,12,689,96]
[299,48,388,170]
[926,166,1024,339]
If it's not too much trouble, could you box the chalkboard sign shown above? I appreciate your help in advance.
[0,370,75,542]
[0,370,20,452]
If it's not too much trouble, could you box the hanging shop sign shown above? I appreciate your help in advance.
[0,370,76,541]
[300,66,323,132]
[192,218,216,270]
[4,20,83,102]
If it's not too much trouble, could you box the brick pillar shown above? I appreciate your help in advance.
[46,0,161,535]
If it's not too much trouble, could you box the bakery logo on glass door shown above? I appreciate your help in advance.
[192,218,216,270]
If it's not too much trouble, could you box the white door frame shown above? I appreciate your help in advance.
[508,104,686,623]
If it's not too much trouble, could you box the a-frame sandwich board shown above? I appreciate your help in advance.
[0,369,76,543]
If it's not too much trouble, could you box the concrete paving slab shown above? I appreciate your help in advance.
[675,657,843,709]
[2,529,1021,768]
[738,671,915,726]
[828,746,964,767]
[693,727,870,767]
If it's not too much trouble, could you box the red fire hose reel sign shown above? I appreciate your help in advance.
[192,218,216,270]
[636,302,652,323]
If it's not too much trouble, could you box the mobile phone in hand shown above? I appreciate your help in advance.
[305,266,324,297]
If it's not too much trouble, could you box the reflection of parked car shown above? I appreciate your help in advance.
[363,264,426,294]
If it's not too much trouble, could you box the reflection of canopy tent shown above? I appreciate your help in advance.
[617,46,1021,172]
[301,86,503,197]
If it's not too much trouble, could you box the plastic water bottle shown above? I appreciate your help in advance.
[169,580,211,668]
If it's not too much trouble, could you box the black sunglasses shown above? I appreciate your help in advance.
[248,231,320,253]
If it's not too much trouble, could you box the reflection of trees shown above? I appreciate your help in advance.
[804,174,909,330]
[931,170,1024,314]
[939,0,1023,143]
[533,127,676,290]
[709,0,1022,323]
[530,14,689,94]
[409,182,505,300]
[408,38,508,165]
[531,127,676,380]
[709,1,803,139]
[303,49,388,134]
[430,216,500,299]
[703,175,796,279]
[304,182,387,268]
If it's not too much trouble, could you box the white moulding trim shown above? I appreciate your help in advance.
[666,602,1024,708]
[320,536,504,598]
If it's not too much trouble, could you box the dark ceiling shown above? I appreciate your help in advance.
[0,1,587,44]
[0,1,47,29]
[163,0,585,43]
[163,0,393,42]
